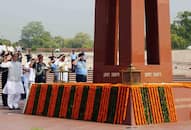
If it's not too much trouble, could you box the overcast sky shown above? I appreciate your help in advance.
[0,0,191,42]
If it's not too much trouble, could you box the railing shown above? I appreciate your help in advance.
[46,69,93,83]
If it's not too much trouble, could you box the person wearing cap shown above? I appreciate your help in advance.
[0,53,24,110]
[55,54,69,82]
[73,52,87,82]
[34,54,47,83]
[70,50,77,72]
[48,56,59,82]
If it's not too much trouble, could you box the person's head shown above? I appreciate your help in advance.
[72,50,75,54]
[30,58,35,62]
[26,54,32,62]
[60,54,65,61]
[17,50,21,54]
[78,52,85,61]
[37,54,43,63]
[12,53,19,62]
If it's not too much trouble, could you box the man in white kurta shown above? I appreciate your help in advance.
[0,53,24,110]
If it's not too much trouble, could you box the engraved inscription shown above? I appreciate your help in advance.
[103,72,110,78]
[111,72,120,77]
[153,72,162,77]
[144,72,152,77]
[144,72,162,77]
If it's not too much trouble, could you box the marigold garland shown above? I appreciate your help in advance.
[54,85,64,117]
[59,85,71,118]
[42,85,52,116]
[71,85,84,119]
[24,83,178,125]
[84,85,96,121]
[32,85,41,115]
[36,84,48,115]
[24,84,37,114]
[47,84,59,117]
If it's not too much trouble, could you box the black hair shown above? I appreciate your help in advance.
[78,52,84,57]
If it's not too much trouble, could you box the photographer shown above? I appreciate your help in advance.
[73,52,87,82]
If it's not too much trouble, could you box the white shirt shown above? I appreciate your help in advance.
[1,61,22,81]
[24,62,30,79]
[55,59,69,82]
[29,67,35,82]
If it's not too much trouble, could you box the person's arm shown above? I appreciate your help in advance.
[0,55,11,68]
[54,58,60,66]
[0,61,11,68]
[73,57,80,65]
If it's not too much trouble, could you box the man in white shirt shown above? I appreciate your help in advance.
[0,53,24,110]
[55,54,69,82]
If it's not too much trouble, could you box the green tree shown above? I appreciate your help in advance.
[0,38,11,46]
[65,32,93,48]
[171,34,187,49]
[21,21,58,49]
[20,21,93,49]
[171,11,191,49]
[53,36,65,48]
[21,21,45,48]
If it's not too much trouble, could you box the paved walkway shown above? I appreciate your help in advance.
[0,98,191,130]
[0,105,191,130]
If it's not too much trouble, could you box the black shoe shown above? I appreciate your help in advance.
[14,107,21,110]
[9,108,14,110]
[3,103,8,106]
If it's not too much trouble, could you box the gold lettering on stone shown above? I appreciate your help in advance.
[153,72,162,77]
[144,72,152,77]
[111,72,120,77]
[103,72,110,78]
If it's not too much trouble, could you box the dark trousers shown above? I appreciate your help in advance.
[71,59,75,72]
[1,68,8,106]
[76,74,87,82]
[35,76,46,83]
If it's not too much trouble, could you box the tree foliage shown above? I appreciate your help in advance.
[0,38,11,46]
[171,11,191,49]
[19,21,93,50]
[65,32,93,48]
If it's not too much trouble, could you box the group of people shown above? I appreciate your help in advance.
[49,50,88,82]
[0,51,48,110]
[0,49,88,110]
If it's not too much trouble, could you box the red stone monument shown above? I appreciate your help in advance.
[93,0,172,83]
[24,0,191,125]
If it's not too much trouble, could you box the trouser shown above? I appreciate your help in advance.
[8,94,21,109]
[1,68,8,106]
[76,74,87,82]
[2,94,8,106]
[71,60,75,72]
[23,79,29,98]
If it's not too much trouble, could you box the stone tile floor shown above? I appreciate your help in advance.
[0,100,191,130]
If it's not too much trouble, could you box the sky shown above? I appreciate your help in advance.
[0,0,191,42]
